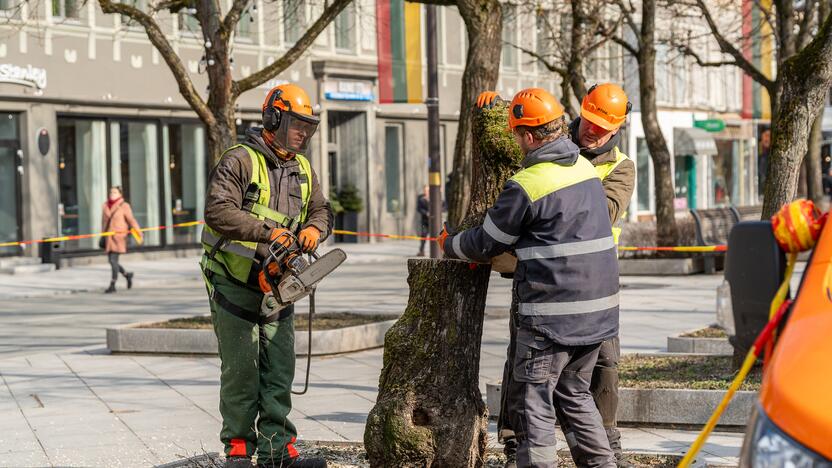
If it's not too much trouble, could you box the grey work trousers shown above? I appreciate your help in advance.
[505,326,615,468]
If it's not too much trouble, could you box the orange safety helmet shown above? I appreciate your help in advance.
[262,83,320,154]
[581,83,630,131]
[508,88,565,130]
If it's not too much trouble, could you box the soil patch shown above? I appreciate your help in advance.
[680,326,729,338]
[620,354,761,391]
[138,313,397,331]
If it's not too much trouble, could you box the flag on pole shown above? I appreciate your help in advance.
[741,0,773,120]
[376,0,423,103]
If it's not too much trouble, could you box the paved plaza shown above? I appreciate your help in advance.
[0,242,755,467]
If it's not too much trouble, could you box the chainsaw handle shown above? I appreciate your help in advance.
[260,255,283,292]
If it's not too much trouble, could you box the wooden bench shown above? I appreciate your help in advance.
[690,207,740,274]
[734,205,764,222]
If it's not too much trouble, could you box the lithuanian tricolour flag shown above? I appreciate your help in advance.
[741,0,773,119]
[376,0,423,104]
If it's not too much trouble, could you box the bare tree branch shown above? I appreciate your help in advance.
[98,0,215,127]
[221,0,249,39]
[694,0,776,94]
[151,0,190,13]
[510,43,567,75]
[613,0,640,42]
[610,34,639,57]
[234,0,353,95]
[796,0,818,50]
[675,42,737,68]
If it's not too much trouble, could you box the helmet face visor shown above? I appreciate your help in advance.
[275,111,320,154]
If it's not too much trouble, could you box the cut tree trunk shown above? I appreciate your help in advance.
[445,0,503,228]
[365,103,522,467]
[762,13,832,218]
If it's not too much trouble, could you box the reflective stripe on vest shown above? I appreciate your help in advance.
[510,158,617,319]
[510,157,599,202]
[201,144,313,283]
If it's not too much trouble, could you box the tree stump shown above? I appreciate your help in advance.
[365,103,521,467]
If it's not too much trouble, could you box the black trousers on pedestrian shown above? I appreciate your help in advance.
[499,287,622,464]
[418,220,429,254]
[108,252,127,282]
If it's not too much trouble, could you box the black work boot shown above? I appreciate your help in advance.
[259,457,327,468]
[224,456,253,468]
[125,272,134,289]
[503,436,517,468]
[105,282,116,294]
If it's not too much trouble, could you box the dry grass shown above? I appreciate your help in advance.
[620,354,761,391]
[680,326,729,338]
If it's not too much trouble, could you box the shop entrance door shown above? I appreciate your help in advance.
[327,111,368,242]
[0,113,22,256]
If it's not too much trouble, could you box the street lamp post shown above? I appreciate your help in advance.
[426,4,442,258]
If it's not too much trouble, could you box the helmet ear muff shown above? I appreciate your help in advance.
[262,89,282,132]
[586,83,631,116]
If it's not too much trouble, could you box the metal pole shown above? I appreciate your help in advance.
[426,4,442,259]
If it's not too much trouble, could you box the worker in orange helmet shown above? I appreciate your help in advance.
[440,88,618,468]
[564,83,635,466]
[476,84,635,467]
[201,83,332,468]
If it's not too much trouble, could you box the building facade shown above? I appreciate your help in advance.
[0,0,560,257]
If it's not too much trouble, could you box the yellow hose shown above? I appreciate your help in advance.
[677,348,759,467]
[769,252,796,320]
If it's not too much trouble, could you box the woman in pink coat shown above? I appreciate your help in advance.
[101,186,143,293]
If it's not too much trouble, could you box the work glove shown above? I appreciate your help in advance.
[437,225,449,252]
[298,226,322,253]
[476,91,501,109]
[258,262,280,294]
[269,227,294,248]
[259,228,293,294]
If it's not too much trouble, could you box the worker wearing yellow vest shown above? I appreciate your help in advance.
[562,83,635,466]
[460,88,618,468]
[201,83,332,468]
[485,84,634,467]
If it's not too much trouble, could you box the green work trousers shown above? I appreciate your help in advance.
[207,273,298,464]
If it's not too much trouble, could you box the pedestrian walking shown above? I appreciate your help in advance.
[101,186,142,293]
[417,185,430,256]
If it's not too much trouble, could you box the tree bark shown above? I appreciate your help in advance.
[638,0,679,246]
[365,103,522,467]
[762,13,832,218]
[806,106,825,204]
[445,0,503,228]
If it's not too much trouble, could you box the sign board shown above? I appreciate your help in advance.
[324,79,374,102]
[693,119,725,133]
[0,64,47,89]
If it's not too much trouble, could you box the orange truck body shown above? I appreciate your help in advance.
[756,215,832,459]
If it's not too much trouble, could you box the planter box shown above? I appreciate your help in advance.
[486,381,754,427]
[667,335,733,355]
[107,317,397,356]
[618,258,704,276]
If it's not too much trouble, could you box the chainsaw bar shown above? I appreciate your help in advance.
[277,248,347,304]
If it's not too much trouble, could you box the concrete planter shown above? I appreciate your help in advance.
[486,381,755,427]
[618,258,703,276]
[107,316,397,356]
[667,334,733,355]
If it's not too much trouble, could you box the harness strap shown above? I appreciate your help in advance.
[209,285,293,325]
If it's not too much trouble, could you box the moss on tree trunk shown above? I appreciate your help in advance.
[364,104,521,467]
